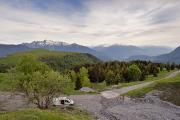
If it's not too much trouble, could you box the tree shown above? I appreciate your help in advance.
[79,67,91,87]
[29,71,66,109]
[105,70,115,86]
[152,66,159,77]
[178,64,180,70]
[166,62,171,72]
[70,70,77,82]
[171,62,176,70]
[75,73,82,90]
[114,73,122,84]
[9,55,67,109]
[125,64,142,82]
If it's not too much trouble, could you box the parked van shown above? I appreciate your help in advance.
[53,97,74,106]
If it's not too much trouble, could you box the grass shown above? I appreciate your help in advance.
[124,72,180,105]
[0,108,92,120]
[91,81,107,92]
[123,83,156,98]
[157,82,180,106]
[119,70,173,88]
[0,73,12,91]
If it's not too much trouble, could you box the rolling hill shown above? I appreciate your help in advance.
[0,49,101,72]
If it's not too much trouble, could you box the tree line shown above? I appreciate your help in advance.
[71,61,180,88]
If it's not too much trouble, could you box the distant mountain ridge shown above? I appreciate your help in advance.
[93,45,172,60]
[22,40,70,48]
[0,40,179,63]
[0,44,31,57]
[154,46,180,63]
[128,55,153,61]
[128,46,180,64]
[22,40,111,61]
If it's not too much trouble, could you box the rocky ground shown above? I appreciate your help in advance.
[69,91,180,120]
[0,92,31,111]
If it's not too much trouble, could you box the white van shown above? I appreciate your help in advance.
[53,97,74,106]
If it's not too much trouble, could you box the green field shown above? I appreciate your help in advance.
[124,72,180,105]
[0,108,92,120]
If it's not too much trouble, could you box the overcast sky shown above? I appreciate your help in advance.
[0,0,180,47]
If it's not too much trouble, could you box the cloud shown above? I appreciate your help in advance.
[0,0,180,47]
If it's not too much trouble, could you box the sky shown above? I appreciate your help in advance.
[0,0,180,47]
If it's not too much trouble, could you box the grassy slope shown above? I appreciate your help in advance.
[119,70,173,87]
[124,72,180,105]
[0,73,10,91]
[157,80,180,106]
[0,49,100,72]
[0,108,92,120]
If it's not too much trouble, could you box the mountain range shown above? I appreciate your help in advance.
[22,40,110,61]
[93,45,172,60]
[0,40,110,61]
[0,40,179,63]
[0,44,30,57]
[128,46,180,64]
[154,46,180,63]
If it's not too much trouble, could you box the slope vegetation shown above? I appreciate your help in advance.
[0,108,92,120]
[0,49,100,72]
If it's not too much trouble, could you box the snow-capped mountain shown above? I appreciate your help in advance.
[23,40,69,48]
[22,40,111,61]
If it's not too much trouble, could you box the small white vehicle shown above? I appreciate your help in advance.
[53,97,74,106]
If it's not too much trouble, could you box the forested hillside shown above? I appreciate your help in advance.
[0,49,100,72]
